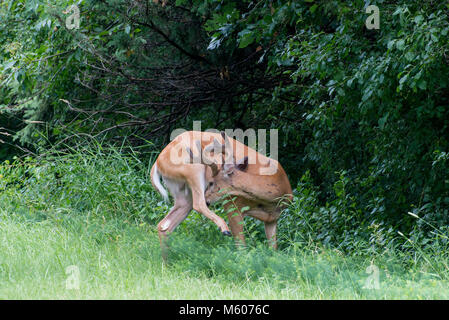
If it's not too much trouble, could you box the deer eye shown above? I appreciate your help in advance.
[209,182,214,187]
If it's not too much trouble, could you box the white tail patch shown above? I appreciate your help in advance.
[152,163,169,202]
[162,177,188,201]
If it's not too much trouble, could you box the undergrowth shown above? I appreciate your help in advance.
[0,140,449,298]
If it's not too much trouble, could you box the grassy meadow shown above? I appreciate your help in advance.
[0,144,448,299]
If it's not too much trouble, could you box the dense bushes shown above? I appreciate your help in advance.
[1,140,448,263]
[204,0,449,248]
[1,1,449,252]
[0,143,166,225]
[2,145,449,293]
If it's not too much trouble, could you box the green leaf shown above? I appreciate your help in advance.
[387,40,396,49]
[405,52,415,61]
[417,79,427,90]
[399,74,408,84]
[3,60,16,71]
[238,31,254,48]
[378,113,389,129]
[396,39,406,51]
[414,15,424,25]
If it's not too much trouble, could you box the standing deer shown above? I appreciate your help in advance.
[150,130,292,261]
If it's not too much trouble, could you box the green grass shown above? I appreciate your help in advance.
[0,143,448,299]
[1,209,448,299]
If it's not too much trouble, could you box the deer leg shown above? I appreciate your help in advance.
[191,188,231,235]
[223,200,246,247]
[227,210,246,247]
[187,171,231,235]
[264,220,277,250]
[246,209,278,249]
[157,184,192,263]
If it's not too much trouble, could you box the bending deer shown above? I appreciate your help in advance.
[150,130,292,261]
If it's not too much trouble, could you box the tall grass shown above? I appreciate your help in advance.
[1,140,449,299]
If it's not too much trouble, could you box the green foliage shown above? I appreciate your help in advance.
[1,0,449,260]
[0,140,168,227]
[204,0,449,248]
[1,142,449,298]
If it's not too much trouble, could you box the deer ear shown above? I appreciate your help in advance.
[236,156,249,171]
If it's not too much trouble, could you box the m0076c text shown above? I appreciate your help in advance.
[223,304,269,315]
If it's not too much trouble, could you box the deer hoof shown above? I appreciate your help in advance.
[222,231,232,237]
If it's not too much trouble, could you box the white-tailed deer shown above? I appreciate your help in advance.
[150,130,292,261]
